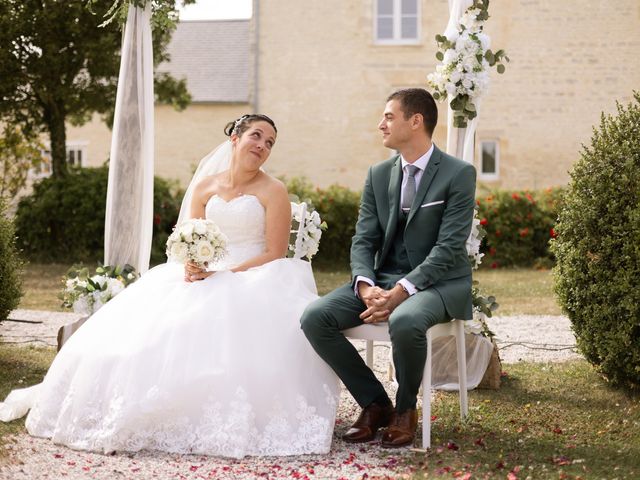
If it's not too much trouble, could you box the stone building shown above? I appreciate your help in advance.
[67,0,640,191]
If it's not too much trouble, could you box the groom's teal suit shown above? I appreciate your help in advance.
[301,145,476,412]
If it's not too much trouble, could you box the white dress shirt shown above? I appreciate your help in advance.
[355,144,435,298]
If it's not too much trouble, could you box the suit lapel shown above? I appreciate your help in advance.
[406,146,442,225]
[381,156,402,258]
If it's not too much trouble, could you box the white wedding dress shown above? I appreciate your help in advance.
[0,194,340,458]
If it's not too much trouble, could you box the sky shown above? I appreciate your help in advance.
[178,0,252,20]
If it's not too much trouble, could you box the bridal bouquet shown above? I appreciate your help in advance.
[61,264,138,316]
[427,0,508,128]
[166,218,228,267]
[288,202,327,261]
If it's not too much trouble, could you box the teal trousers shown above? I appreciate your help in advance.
[301,282,449,412]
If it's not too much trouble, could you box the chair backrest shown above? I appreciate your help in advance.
[290,201,308,260]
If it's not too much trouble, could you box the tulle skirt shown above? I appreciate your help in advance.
[11,259,340,458]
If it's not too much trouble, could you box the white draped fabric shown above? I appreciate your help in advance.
[431,0,494,390]
[444,0,477,164]
[104,3,155,274]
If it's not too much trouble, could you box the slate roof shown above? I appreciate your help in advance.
[158,20,250,103]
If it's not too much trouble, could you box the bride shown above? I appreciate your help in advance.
[0,114,340,458]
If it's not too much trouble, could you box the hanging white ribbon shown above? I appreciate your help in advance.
[104,3,154,273]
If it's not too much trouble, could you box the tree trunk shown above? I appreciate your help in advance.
[44,102,68,178]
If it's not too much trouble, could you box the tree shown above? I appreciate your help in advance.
[0,126,43,202]
[0,0,191,178]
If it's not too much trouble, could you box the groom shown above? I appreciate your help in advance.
[301,88,476,448]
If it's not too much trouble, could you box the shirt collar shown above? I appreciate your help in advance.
[400,143,434,172]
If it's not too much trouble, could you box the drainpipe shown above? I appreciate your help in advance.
[252,0,260,113]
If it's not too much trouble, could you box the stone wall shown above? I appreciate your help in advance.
[256,0,640,190]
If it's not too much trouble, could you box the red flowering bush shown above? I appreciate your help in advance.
[476,187,564,267]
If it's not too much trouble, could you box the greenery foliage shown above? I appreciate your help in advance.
[285,178,360,267]
[0,198,24,321]
[0,126,43,202]
[477,187,564,268]
[15,167,182,265]
[552,93,640,390]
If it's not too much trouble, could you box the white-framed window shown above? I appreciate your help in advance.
[66,141,88,167]
[479,140,499,180]
[374,0,420,45]
[29,149,52,180]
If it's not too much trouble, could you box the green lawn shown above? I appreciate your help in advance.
[0,344,55,460]
[18,263,70,311]
[20,263,561,317]
[314,266,561,316]
[409,361,640,479]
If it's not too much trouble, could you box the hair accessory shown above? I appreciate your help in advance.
[233,115,250,133]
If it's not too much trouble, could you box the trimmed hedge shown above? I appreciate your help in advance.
[477,187,564,268]
[0,198,23,321]
[15,167,182,265]
[287,177,564,268]
[552,93,640,390]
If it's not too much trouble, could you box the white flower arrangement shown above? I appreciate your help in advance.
[165,218,228,267]
[61,264,138,316]
[466,211,485,270]
[464,207,499,337]
[288,202,327,261]
[427,0,508,128]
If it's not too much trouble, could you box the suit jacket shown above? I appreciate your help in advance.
[350,145,477,319]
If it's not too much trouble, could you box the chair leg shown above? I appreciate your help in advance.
[365,340,374,369]
[454,320,469,419]
[422,330,432,449]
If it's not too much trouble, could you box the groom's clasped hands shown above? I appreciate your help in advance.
[358,283,409,324]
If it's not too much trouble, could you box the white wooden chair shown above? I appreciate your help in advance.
[343,318,469,449]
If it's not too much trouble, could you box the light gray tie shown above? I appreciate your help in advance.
[401,165,419,211]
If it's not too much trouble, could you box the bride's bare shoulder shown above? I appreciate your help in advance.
[261,174,288,201]
[194,173,224,193]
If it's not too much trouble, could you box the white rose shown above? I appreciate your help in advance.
[92,297,104,314]
[194,221,207,236]
[477,33,490,51]
[290,202,303,219]
[106,278,125,296]
[445,30,459,43]
[170,242,189,262]
[464,318,484,335]
[445,83,457,96]
[73,296,92,315]
[194,240,214,264]
[462,77,473,89]
[90,275,107,289]
[179,222,194,242]
[306,241,319,258]
[443,48,457,65]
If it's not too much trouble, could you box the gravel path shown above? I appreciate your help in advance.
[0,311,581,479]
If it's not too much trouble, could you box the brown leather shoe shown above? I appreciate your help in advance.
[342,403,394,443]
[381,408,418,448]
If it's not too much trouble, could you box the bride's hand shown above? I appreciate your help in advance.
[184,261,213,282]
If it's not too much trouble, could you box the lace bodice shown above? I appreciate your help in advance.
[205,194,266,269]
